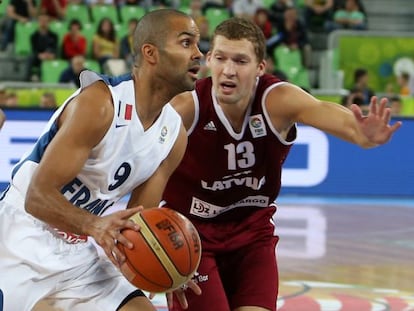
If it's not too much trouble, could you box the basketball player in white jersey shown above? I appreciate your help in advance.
[0,9,202,311]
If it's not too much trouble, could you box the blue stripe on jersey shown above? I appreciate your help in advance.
[11,121,59,179]
[98,73,133,87]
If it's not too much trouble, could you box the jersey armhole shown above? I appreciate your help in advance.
[261,82,296,145]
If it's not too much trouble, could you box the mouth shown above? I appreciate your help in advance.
[188,66,200,80]
[219,81,237,92]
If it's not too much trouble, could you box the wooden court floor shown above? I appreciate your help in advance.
[34,197,414,311]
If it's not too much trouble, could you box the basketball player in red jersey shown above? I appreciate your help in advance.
[162,17,401,311]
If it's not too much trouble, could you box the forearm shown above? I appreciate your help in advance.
[25,184,98,236]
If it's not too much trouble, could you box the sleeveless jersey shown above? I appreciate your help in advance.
[163,74,297,222]
[2,70,182,216]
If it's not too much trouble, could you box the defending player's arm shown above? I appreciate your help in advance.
[169,92,196,132]
[266,83,401,148]
[25,82,140,266]
[127,123,188,209]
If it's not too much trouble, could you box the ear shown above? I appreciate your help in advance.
[257,59,266,77]
[141,43,158,65]
[205,51,212,66]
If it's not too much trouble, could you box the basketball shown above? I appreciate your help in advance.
[117,207,202,293]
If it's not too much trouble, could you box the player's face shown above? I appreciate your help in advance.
[157,17,203,93]
[207,35,265,106]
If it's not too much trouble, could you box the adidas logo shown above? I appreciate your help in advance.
[203,121,217,131]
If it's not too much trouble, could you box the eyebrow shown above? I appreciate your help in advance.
[178,31,197,38]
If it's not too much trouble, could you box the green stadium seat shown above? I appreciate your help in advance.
[65,4,91,24]
[119,6,146,23]
[41,59,69,83]
[84,59,101,73]
[14,21,38,55]
[91,5,119,25]
[290,68,311,90]
[205,8,230,35]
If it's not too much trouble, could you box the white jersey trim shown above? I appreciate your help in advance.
[188,90,200,136]
[261,81,297,145]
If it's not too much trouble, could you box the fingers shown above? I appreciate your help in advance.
[186,279,202,295]
[350,104,364,122]
[369,96,378,115]
[175,291,189,309]
[390,120,403,133]
[166,292,174,309]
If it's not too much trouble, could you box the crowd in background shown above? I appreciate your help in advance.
[0,0,409,115]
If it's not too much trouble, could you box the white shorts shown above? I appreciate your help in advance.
[0,189,141,311]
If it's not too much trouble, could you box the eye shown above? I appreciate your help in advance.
[182,39,191,48]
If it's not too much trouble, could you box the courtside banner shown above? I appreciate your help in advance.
[0,109,411,197]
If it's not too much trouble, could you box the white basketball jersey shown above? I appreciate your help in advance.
[2,71,182,216]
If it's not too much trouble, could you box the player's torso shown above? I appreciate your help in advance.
[8,72,181,216]
[164,75,296,221]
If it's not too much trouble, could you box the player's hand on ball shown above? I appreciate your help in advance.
[88,206,143,267]
[165,280,201,310]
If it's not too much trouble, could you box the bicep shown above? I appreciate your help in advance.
[31,85,113,191]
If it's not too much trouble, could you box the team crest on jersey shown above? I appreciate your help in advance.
[159,126,168,143]
[249,114,267,138]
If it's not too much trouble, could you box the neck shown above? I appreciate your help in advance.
[132,69,174,130]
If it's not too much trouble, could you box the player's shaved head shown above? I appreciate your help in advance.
[133,9,191,65]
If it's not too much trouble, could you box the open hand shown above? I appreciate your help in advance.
[350,96,402,146]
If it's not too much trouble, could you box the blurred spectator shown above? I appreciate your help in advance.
[26,13,59,81]
[195,16,210,55]
[189,0,204,20]
[92,17,119,72]
[40,0,68,20]
[388,95,402,116]
[4,92,18,107]
[328,0,367,31]
[62,18,87,60]
[304,0,334,32]
[0,88,7,106]
[268,0,293,26]
[0,108,5,130]
[350,67,374,105]
[0,0,37,51]
[268,7,312,68]
[59,54,86,87]
[397,72,411,96]
[39,92,58,109]
[254,8,273,39]
[341,88,368,114]
[195,16,210,78]
[119,18,138,69]
[232,0,263,20]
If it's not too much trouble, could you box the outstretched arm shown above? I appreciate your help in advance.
[266,83,401,148]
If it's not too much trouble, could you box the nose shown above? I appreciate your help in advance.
[193,45,203,60]
[222,60,236,77]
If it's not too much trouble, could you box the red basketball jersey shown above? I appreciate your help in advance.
[163,74,296,222]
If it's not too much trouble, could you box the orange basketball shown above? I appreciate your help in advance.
[117,207,202,293]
